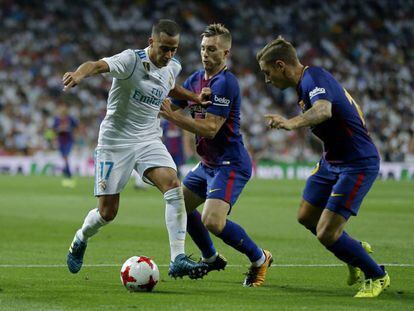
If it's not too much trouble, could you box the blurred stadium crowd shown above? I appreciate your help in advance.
[1,0,414,162]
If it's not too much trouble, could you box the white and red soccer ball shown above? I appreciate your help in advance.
[120,256,159,292]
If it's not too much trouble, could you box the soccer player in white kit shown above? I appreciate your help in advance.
[62,20,208,279]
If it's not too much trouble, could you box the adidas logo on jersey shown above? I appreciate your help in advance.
[213,95,230,106]
[309,87,326,99]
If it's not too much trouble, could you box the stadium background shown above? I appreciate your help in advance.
[0,0,413,179]
[1,2,414,310]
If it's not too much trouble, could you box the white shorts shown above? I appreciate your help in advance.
[93,140,177,196]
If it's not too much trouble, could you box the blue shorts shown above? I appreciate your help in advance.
[59,142,73,157]
[183,161,252,211]
[303,158,379,219]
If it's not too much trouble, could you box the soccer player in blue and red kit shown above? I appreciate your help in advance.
[160,24,272,287]
[53,104,78,187]
[258,36,389,298]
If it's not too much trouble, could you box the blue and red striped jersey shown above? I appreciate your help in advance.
[173,68,250,167]
[297,66,379,165]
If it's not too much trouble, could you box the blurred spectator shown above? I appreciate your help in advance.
[0,0,413,162]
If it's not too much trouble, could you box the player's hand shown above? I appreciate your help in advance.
[160,98,174,120]
[62,72,83,91]
[264,114,292,130]
[198,87,212,105]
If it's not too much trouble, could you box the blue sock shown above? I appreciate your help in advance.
[216,220,263,262]
[327,232,384,279]
[187,210,216,259]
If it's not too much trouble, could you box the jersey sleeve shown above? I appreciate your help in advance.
[171,77,191,109]
[206,75,234,118]
[101,49,137,80]
[168,58,182,91]
[302,70,335,106]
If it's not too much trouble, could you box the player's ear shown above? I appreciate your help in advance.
[275,60,285,71]
[224,49,230,57]
[148,37,154,46]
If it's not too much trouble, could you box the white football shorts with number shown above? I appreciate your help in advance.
[94,47,181,195]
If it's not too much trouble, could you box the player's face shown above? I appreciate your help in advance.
[149,32,179,67]
[200,36,228,73]
[259,60,290,89]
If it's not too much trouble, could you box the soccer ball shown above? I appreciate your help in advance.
[120,256,159,292]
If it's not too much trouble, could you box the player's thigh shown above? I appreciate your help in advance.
[207,164,251,213]
[134,140,179,192]
[326,169,378,220]
[302,160,336,211]
[183,184,205,214]
[297,199,324,228]
[94,146,135,196]
[144,166,180,193]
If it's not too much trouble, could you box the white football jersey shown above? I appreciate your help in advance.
[98,47,181,146]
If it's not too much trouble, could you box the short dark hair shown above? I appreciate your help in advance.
[152,19,180,37]
[257,36,299,65]
[202,23,232,47]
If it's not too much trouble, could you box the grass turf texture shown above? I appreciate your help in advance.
[0,176,413,310]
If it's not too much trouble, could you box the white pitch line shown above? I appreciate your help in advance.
[0,263,413,268]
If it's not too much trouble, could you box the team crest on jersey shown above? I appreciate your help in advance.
[298,100,305,111]
[143,61,150,72]
[98,180,107,191]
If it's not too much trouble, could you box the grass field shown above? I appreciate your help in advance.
[0,176,413,310]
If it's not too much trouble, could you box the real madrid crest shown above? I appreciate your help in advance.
[143,61,150,72]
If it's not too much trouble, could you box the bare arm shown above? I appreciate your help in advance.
[62,60,109,91]
[160,99,225,139]
[265,100,332,130]
[168,85,211,105]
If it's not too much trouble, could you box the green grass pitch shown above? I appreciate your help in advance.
[0,176,413,310]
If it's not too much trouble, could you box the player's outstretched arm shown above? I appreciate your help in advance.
[169,85,211,106]
[160,98,225,139]
[62,60,109,91]
[265,100,332,130]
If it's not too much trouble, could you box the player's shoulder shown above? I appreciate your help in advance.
[167,56,182,71]
[211,68,239,87]
[304,66,336,82]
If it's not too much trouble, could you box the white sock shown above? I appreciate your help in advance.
[251,251,265,267]
[202,252,218,263]
[76,208,108,242]
[164,187,186,261]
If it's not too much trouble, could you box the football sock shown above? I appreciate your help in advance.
[216,220,263,263]
[202,253,219,263]
[63,159,72,178]
[326,231,384,279]
[187,210,217,259]
[76,208,108,242]
[164,187,186,261]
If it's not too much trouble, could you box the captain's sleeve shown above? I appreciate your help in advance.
[101,49,137,80]
[302,70,334,106]
[206,76,234,118]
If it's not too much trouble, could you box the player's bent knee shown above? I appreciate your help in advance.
[316,228,337,246]
[98,197,119,221]
[202,217,225,235]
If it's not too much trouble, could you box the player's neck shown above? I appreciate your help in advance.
[204,64,226,80]
[292,64,305,87]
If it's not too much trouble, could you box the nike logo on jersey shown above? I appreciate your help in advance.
[208,188,221,194]
[331,192,345,197]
